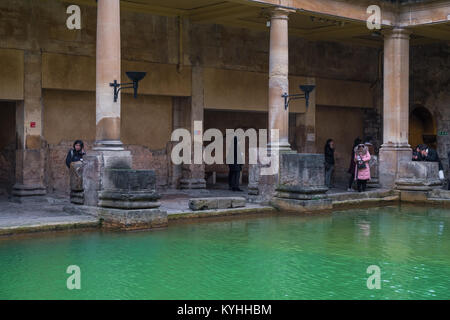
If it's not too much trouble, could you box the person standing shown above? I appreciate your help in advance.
[354,143,371,192]
[347,138,362,191]
[228,136,243,192]
[324,139,335,188]
[448,151,450,190]
[65,140,86,168]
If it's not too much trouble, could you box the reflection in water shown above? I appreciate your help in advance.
[0,205,450,300]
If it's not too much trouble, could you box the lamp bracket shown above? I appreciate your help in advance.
[109,80,135,102]
[282,93,306,110]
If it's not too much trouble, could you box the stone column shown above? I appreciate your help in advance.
[83,0,131,207]
[180,65,206,189]
[94,0,122,151]
[268,7,293,152]
[12,51,46,200]
[379,28,412,188]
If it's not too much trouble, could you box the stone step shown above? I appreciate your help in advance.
[189,197,246,211]
[428,189,450,199]
[327,189,395,202]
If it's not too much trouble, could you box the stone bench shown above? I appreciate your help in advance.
[188,197,246,211]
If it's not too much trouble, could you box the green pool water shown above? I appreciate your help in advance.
[1,205,450,300]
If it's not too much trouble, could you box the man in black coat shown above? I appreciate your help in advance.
[419,144,443,171]
[228,136,243,192]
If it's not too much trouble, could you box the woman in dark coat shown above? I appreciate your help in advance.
[347,137,362,191]
[66,140,86,168]
[324,139,335,188]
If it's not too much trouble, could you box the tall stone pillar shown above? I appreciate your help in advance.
[180,65,206,189]
[83,0,131,207]
[80,0,166,229]
[12,51,46,200]
[268,7,293,152]
[249,8,294,201]
[379,28,412,188]
[94,0,123,151]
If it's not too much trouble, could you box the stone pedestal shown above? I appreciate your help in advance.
[271,153,332,212]
[82,150,132,207]
[97,168,167,230]
[248,163,260,196]
[379,147,412,188]
[81,150,167,230]
[395,161,442,193]
[69,161,84,204]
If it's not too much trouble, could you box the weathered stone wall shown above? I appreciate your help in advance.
[190,23,379,82]
[411,43,450,181]
[1,0,383,193]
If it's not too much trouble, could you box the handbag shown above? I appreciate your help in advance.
[357,161,366,170]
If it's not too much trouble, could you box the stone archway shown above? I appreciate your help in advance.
[409,106,437,149]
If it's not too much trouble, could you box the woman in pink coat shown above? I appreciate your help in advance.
[354,144,371,192]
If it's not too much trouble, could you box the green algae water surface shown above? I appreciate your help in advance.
[1,205,450,300]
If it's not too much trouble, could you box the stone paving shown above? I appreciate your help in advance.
[0,185,273,235]
[4,184,442,236]
[0,194,99,235]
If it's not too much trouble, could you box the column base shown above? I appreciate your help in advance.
[93,140,124,151]
[270,153,330,212]
[267,142,292,153]
[379,146,412,188]
[11,183,47,202]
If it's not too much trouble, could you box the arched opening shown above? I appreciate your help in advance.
[409,106,437,149]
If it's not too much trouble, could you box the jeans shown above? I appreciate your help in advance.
[325,164,334,188]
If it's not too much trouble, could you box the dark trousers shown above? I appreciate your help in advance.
[357,179,367,192]
[348,173,355,189]
[228,170,241,190]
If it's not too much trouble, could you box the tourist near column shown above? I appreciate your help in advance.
[94,0,123,151]
[267,7,294,152]
[379,28,412,188]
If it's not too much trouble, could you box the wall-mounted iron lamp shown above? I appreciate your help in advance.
[110,71,147,102]
[282,85,316,110]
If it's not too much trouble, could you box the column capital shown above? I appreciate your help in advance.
[268,7,296,20]
[382,27,412,40]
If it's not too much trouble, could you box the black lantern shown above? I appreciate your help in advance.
[110,71,147,102]
[282,85,316,110]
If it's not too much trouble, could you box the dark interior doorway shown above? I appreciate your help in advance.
[203,109,268,189]
[409,106,437,149]
[0,101,16,195]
